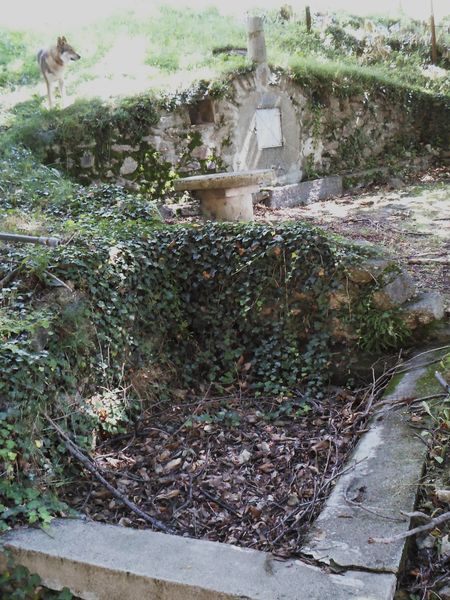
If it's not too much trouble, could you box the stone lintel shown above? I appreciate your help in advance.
[268,176,343,208]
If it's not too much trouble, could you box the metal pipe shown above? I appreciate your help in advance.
[0,232,60,247]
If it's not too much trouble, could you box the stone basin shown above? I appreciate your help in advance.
[173,169,275,222]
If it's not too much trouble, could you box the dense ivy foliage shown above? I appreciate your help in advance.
[1,222,365,405]
[5,95,161,164]
[0,552,73,599]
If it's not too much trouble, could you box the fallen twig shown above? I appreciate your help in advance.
[198,487,241,517]
[0,267,21,290]
[369,511,450,544]
[400,510,432,521]
[380,393,448,411]
[44,271,73,292]
[408,257,450,265]
[344,487,405,522]
[266,459,366,547]
[407,251,443,258]
[45,414,173,534]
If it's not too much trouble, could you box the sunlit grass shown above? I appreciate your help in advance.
[0,2,448,117]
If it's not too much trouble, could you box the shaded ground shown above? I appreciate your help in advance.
[61,387,373,557]
[254,167,450,311]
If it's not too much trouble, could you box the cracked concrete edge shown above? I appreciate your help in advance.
[1,519,396,600]
[301,351,435,577]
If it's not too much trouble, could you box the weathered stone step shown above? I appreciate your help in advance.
[1,518,395,600]
[263,175,343,208]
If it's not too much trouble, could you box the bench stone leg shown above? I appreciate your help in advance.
[197,185,258,222]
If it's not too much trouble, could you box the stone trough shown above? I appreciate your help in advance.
[173,169,274,222]
[1,349,443,600]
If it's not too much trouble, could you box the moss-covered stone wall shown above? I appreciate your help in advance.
[10,70,449,189]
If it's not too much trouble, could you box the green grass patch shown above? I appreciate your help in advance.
[0,29,41,89]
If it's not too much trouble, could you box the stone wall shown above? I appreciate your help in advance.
[46,70,447,189]
[329,259,444,342]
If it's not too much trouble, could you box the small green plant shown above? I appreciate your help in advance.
[354,297,412,353]
[0,410,70,532]
[0,553,74,599]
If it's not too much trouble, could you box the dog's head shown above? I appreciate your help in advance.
[57,36,81,62]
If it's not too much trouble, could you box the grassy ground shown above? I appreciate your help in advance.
[0,3,448,121]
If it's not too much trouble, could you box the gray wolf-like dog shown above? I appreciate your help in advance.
[37,36,80,108]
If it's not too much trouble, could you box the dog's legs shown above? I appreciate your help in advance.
[58,78,66,109]
[45,78,53,109]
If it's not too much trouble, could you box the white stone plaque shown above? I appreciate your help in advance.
[255,108,283,149]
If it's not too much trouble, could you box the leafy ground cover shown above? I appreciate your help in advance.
[253,168,450,312]
[59,387,373,557]
[165,167,450,598]
[1,147,448,598]
[0,143,417,600]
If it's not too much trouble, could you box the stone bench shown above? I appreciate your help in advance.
[173,169,275,222]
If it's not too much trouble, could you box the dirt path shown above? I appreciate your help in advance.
[254,168,450,311]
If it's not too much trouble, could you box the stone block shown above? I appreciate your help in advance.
[160,203,201,218]
[328,283,359,310]
[402,292,445,328]
[372,272,416,310]
[80,151,95,169]
[77,141,96,149]
[111,144,139,153]
[347,259,395,284]
[120,156,138,176]
[329,289,351,310]
[268,176,343,208]
[1,518,397,600]
[330,317,357,341]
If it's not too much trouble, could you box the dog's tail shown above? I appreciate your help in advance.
[37,49,44,66]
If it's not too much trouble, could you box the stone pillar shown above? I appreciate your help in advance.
[247,16,270,88]
[247,16,267,64]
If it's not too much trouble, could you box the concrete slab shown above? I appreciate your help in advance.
[267,176,343,208]
[173,170,275,192]
[302,363,429,573]
[2,519,396,600]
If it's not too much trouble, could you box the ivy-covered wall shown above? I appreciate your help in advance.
[0,147,445,541]
[1,219,432,413]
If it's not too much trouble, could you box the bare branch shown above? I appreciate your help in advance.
[369,511,450,544]
[45,414,173,534]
